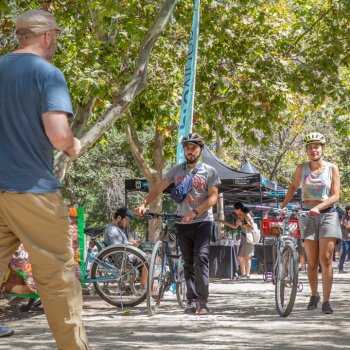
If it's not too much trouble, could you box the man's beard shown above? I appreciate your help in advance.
[185,153,201,164]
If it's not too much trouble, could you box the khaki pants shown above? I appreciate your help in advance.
[0,192,90,350]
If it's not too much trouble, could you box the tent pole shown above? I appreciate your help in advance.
[218,193,225,239]
[259,182,262,204]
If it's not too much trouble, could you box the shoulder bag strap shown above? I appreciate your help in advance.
[190,162,203,177]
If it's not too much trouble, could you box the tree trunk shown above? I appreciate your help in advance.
[126,122,166,242]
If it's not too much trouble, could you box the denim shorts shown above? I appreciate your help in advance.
[299,208,342,241]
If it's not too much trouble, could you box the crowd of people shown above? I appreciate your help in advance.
[1,7,349,347]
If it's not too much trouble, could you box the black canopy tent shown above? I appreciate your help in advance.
[201,147,290,205]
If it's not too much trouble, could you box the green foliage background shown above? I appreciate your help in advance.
[2,0,350,230]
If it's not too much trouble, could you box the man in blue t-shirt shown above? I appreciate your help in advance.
[0,9,89,349]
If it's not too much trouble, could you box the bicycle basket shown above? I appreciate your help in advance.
[262,218,300,239]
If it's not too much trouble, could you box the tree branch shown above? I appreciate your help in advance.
[71,98,97,138]
[285,5,335,56]
[54,0,178,180]
[126,113,156,181]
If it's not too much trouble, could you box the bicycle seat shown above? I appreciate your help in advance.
[84,227,105,237]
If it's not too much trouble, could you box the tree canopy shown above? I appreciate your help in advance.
[2,0,350,228]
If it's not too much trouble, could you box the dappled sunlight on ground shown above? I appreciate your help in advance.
[1,264,349,349]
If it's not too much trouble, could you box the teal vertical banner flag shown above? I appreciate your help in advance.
[176,0,200,164]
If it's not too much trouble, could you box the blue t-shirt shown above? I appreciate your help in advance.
[0,53,73,193]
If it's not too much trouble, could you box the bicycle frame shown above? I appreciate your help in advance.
[257,206,306,317]
[272,215,297,282]
[146,212,186,315]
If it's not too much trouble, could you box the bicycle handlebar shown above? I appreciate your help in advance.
[255,206,309,217]
[144,211,183,220]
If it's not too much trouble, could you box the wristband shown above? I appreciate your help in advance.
[192,209,199,216]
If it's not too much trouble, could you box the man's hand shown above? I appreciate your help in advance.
[134,205,147,216]
[181,210,197,224]
[63,137,81,158]
[130,240,141,247]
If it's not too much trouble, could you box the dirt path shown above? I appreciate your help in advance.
[1,269,349,349]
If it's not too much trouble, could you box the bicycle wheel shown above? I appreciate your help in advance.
[147,240,168,316]
[275,241,299,317]
[91,246,148,308]
[175,257,187,309]
[95,240,106,252]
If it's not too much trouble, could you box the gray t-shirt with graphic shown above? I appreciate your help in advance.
[163,162,221,223]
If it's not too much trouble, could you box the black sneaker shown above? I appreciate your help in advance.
[307,294,320,310]
[184,301,197,315]
[196,300,209,316]
[322,301,333,314]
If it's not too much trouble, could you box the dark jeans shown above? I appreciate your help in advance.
[176,221,212,303]
[338,240,350,270]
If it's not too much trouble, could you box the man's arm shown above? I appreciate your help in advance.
[43,111,81,157]
[181,185,219,224]
[135,179,171,216]
[194,185,219,214]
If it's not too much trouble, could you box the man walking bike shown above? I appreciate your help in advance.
[135,133,221,315]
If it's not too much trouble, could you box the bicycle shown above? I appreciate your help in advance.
[83,227,149,308]
[144,212,186,316]
[257,205,308,317]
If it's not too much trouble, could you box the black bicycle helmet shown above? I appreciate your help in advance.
[113,207,132,220]
[181,133,205,148]
[304,132,326,146]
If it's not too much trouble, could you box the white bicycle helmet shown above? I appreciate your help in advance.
[304,132,326,146]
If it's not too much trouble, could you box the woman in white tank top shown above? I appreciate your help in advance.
[281,132,342,315]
